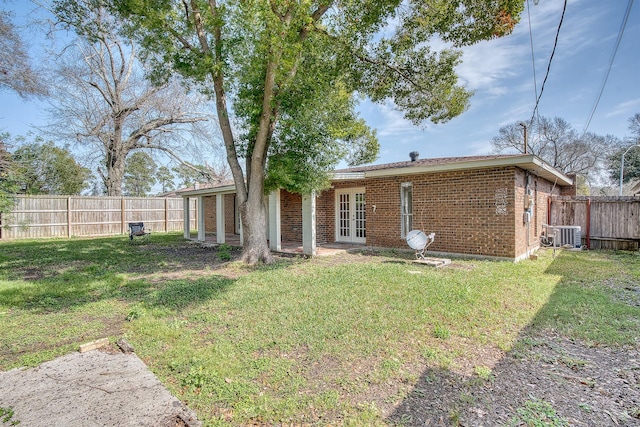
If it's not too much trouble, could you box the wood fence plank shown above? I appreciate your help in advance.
[550,196,639,250]
[2,195,194,240]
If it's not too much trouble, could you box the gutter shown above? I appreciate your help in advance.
[176,184,237,197]
[362,155,573,186]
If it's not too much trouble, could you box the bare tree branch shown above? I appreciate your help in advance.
[46,7,215,196]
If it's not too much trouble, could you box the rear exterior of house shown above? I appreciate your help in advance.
[179,154,574,261]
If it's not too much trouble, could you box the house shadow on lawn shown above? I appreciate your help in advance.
[386,251,640,426]
[0,236,245,313]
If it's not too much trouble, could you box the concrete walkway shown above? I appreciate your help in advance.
[0,350,200,427]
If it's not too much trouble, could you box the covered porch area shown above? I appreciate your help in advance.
[178,186,323,256]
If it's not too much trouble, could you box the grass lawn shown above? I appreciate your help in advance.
[1,233,638,425]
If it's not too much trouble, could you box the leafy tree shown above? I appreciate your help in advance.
[0,133,19,213]
[0,10,46,97]
[156,166,175,193]
[49,2,212,196]
[12,137,91,195]
[491,116,619,180]
[608,113,640,186]
[123,151,156,196]
[99,0,524,264]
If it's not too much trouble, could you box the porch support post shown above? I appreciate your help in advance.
[268,189,281,251]
[197,195,206,242]
[183,197,190,239]
[216,194,226,244]
[302,191,317,256]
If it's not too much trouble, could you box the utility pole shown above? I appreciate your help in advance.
[519,122,528,154]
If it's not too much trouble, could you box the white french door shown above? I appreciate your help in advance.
[336,188,366,244]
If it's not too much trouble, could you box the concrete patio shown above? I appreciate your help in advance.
[186,233,363,256]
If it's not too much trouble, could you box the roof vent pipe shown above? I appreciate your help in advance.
[409,151,419,162]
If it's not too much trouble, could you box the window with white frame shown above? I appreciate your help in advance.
[401,182,413,238]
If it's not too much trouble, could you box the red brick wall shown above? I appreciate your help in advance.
[560,173,577,196]
[389,168,516,257]
[202,194,236,235]
[311,167,563,259]
[514,170,562,258]
[204,196,216,232]
[280,190,302,243]
[225,194,235,234]
[316,188,331,244]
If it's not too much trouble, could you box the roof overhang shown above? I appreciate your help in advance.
[176,156,572,196]
[330,172,366,180]
[177,184,237,197]
[361,155,573,186]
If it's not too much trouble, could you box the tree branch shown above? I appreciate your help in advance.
[204,0,246,199]
[190,0,212,55]
[314,27,426,92]
[126,116,207,148]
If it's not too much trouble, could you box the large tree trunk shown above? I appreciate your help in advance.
[239,194,273,265]
[104,156,125,196]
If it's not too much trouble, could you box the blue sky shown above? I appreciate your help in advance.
[1,0,639,168]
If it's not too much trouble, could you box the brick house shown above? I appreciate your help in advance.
[178,154,574,261]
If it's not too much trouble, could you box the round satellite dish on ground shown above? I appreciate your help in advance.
[406,229,428,250]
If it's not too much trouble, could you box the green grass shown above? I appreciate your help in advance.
[509,398,569,427]
[531,250,640,345]
[1,234,638,425]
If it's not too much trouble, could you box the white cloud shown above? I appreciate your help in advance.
[605,99,640,119]
[360,100,420,139]
[456,38,524,92]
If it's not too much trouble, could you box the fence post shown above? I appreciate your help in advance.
[586,198,591,249]
[67,196,72,238]
[165,198,169,232]
[121,197,126,235]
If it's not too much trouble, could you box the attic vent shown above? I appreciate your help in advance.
[409,151,419,162]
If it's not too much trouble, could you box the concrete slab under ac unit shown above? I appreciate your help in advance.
[411,257,451,268]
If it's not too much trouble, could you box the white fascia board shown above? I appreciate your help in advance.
[330,172,366,180]
[527,157,573,186]
[177,184,237,197]
[364,155,573,186]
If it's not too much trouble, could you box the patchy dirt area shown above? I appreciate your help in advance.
[133,242,243,277]
[387,333,640,426]
[6,242,640,425]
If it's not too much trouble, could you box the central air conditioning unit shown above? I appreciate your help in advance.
[543,225,582,248]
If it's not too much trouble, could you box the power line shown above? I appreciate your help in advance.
[582,0,634,135]
[526,0,539,114]
[529,0,567,126]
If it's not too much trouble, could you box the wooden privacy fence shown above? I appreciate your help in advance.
[0,195,197,240]
[549,196,640,250]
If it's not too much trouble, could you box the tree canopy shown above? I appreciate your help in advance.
[11,137,91,195]
[91,0,525,263]
[123,151,156,196]
[0,10,47,98]
[608,113,640,186]
[49,2,213,196]
[0,133,19,213]
[156,166,175,194]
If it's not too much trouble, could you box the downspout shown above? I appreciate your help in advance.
[547,197,552,225]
